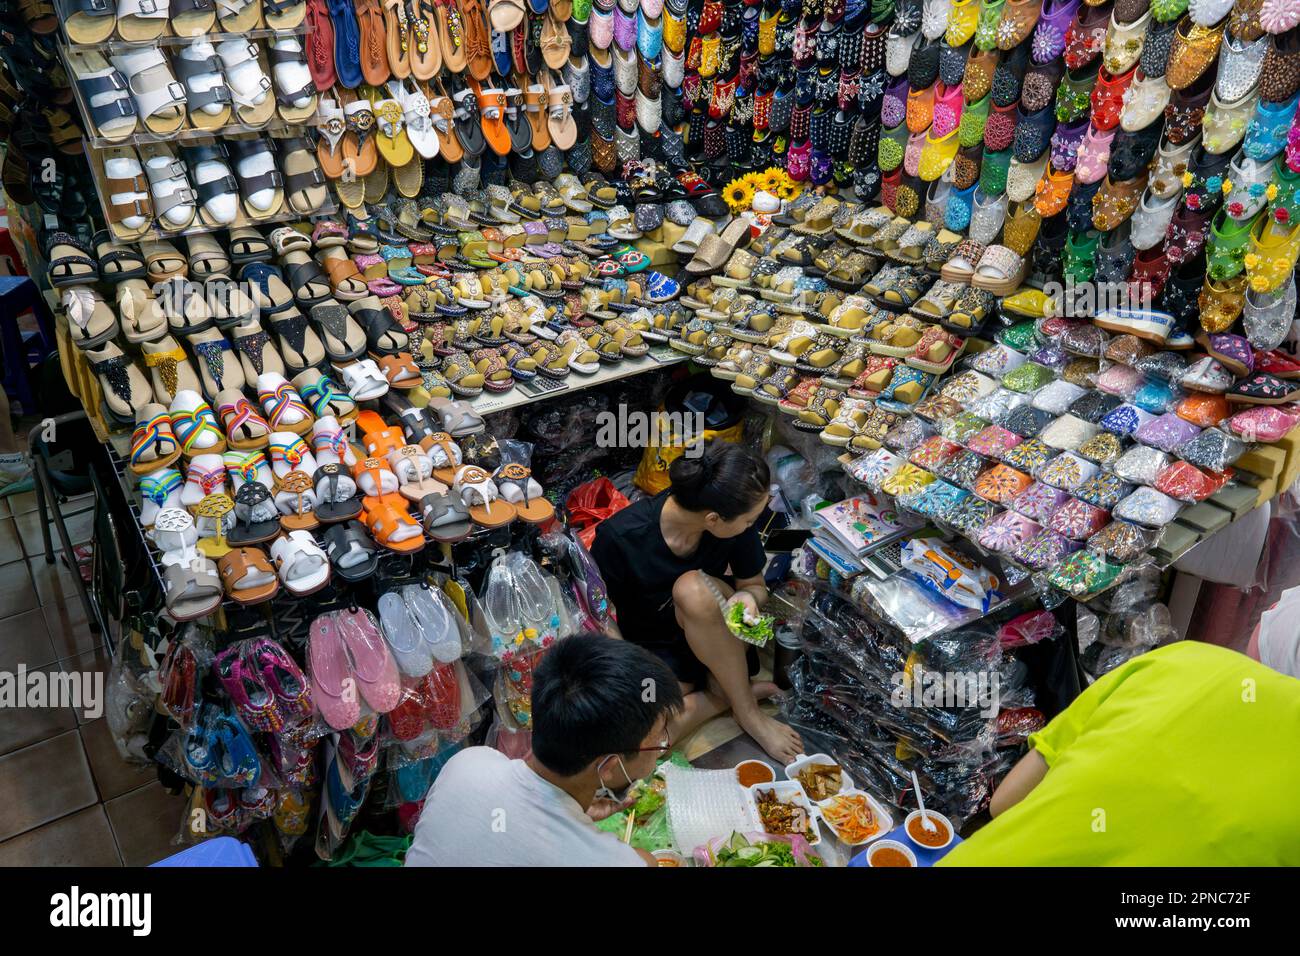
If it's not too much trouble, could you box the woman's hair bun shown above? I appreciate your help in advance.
[668,441,770,520]
[668,451,709,488]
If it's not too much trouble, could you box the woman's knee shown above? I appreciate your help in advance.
[672,571,715,620]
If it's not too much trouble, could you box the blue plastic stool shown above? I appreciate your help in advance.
[0,276,55,415]
[151,837,259,867]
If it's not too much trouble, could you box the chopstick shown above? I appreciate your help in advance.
[622,809,636,844]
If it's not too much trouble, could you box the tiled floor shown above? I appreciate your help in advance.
[0,492,187,866]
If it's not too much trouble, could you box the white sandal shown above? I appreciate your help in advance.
[216,39,275,127]
[270,530,332,596]
[336,359,390,401]
[109,47,186,135]
[452,464,516,527]
[115,0,170,42]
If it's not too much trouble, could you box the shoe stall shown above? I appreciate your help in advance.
[20,0,1300,866]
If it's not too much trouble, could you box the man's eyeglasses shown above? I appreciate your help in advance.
[631,731,673,755]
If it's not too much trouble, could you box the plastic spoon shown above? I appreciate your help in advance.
[911,770,937,832]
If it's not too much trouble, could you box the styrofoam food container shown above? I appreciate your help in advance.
[816,787,894,847]
[733,759,776,785]
[746,780,823,845]
[865,839,917,867]
[903,809,955,850]
[784,752,854,799]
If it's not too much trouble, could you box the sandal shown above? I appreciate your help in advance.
[130,403,183,474]
[441,352,486,396]
[453,463,515,526]
[227,137,286,221]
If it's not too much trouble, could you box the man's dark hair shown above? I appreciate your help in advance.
[530,633,684,776]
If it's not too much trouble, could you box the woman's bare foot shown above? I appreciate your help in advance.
[736,709,804,764]
[750,680,781,702]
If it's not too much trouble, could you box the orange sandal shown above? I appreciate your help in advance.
[362,494,425,551]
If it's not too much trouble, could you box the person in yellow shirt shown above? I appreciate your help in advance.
[940,641,1300,866]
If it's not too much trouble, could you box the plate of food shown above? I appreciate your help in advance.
[816,788,893,847]
[785,753,855,801]
[747,781,823,845]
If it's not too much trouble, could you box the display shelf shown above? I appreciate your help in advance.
[54,0,310,54]
[83,145,339,243]
[60,41,320,148]
[469,347,688,416]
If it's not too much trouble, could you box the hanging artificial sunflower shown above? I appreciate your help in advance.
[723,177,756,213]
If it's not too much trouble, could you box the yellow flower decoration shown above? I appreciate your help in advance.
[1182,172,1194,188]
[723,178,755,213]
[1267,184,1279,201]
[1221,179,1233,194]
[759,170,785,196]
[1251,276,1271,292]
[1244,253,1261,268]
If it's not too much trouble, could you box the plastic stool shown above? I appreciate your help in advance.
[150,837,259,867]
[0,276,54,414]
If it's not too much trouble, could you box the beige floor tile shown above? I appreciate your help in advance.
[0,608,58,671]
[105,783,189,867]
[0,560,38,619]
[80,719,156,802]
[0,806,122,866]
[0,662,78,756]
[0,731,97,842]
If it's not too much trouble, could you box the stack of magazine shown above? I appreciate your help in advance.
[807,494,922,580]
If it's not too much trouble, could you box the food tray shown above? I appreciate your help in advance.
[815,788,894,847]
[785,752,855,800]
[746,780,824,846]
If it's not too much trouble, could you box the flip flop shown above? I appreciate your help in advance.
[314,463,364,521]
[357,0,391,86]
[383,0,413,78]
[493,463,554,523]
[409,0,443,78]
[229,481,282,545]
[336,607,403,711]
[453,463,516,526]
[308,613,364,729]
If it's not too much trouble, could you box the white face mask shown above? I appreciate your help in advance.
[594,754,636,802]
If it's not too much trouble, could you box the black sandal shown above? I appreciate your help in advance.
[314,464,363,523]
[46,231,99,287]
[93,229,146,282]
[228,481,280,545]
[322,520,379,581]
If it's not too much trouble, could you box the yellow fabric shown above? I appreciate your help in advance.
[940,642,1300,866]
